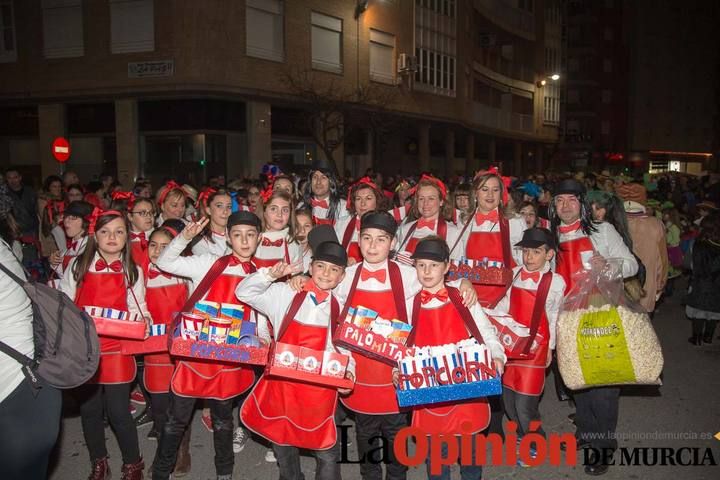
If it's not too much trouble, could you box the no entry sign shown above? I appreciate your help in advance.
[52,137,70,163]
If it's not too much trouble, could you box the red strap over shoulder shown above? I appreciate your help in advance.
[341,217,358,249]
[500,216,512,268]
[388,261,408,323]
[178,255,232,313]
[523,271,552,356]
[437,217,447,241]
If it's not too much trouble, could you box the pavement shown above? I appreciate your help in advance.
[48,277,720,479]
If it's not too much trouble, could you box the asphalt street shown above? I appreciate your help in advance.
[48,277,720,479]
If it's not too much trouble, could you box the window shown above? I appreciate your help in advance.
[601,121,610,135]
[110,0,154,54]
[416,0,456,18]
[246,0,284,62]
[415,47,455,95]
[603,59,613,72]
[0,1,16,62]
[42,0,84,58]
[311,12,342,73]
[369,29,395,84]
[602,90,612,103]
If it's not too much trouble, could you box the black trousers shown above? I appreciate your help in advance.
[691,318,718,339]
[273,441,341,480]
[502,387,544,437]
[354,412,408,480]
[152,393,234,479]
[0,379,62,480]
[76,382,141,464]
[150,392,170,433]
[574,386,620,450]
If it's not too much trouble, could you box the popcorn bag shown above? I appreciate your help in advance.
[333,305,415,365]
[483,308,544,359]
[267,342,353,390]
[85,306,146,340]
[447,258,512,286]
[557,259,664,390]
[169,302,269,365]
[396,338,501,408]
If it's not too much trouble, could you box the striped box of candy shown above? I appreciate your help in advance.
[332,305,415,366]
[395,338,502,408]
[447,258,512,286]
[84,306,146,340]
[121,324,168,355]
[169,302,269,365]
[267,343,354,389]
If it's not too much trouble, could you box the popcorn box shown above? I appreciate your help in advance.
[298,348,323,374]
[321,351,349,379]
[333,320,415,365]
[85,306,146,340]
[273,343,301,370]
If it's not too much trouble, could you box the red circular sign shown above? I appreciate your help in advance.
[52,137,70,163]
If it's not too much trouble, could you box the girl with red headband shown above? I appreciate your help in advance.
[394,175,463,266]
[126,196,156,268]
[155,181,188,226]
[253,190,302,269]
[334,176,388,265]
[60,208,151,480]
[191,189,233,257]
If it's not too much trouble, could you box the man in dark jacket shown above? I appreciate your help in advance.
[4,168,39,262]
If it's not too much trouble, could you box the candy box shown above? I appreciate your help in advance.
[333,320,415,365]
[298,348,323,374]
[227,320,258,345]
[85,306,146,340]
[347,305,378,329]
[273,343,301,370]
[192,301,220,318]
[219,303,246,321]
[321,351,348,379]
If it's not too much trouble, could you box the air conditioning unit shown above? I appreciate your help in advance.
[398,53,418,74]
[478,34,497,47]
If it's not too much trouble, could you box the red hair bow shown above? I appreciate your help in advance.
[347,176,378,205]
[111,191,136,209]
[196,188,218,209]
[474,166,511,204]
[158,180,185,206]
[86,208,122,235]
[409,174,447,199]
[46,199,65,224]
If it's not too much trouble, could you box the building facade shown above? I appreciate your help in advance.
[0,0,562,187]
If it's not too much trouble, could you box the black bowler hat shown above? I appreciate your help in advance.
[515,227,557,250]
[360,210,398,236]
[227,211,262,230]
[411,237,450,262]
[308,225,338,252]
[312,241,348,267]
[64,200,94,219]
[553,179,586,197]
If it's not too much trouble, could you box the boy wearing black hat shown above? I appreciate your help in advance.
[494,228,566,466]
[153,211,265,480]
[400,236,505,480]
[235,241,354,480]
[328,210,477,480]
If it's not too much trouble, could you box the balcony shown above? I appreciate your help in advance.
[472,103,534,134]
[474,0,536,41]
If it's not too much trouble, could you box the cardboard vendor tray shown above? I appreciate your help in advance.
[333,321,415,365]
[170,334,269,365]
[121,335,168,355]
[396,375,502,408]
[93,317,146,340]
[266,366,354,390]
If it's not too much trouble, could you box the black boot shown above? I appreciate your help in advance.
[688,335,702,346]
[703,320,718,344]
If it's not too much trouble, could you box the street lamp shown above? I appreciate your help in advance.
[537,74,561,87]
[355,0,369,19]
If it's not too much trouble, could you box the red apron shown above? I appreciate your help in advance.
[145,279,188,394]
[503,286,550,395]
[404,219,447,256]
[241,316,339,450]
[341,288,402,415]
[411,301,490,435]
[556,236,594,294]
[466,229,510,307]
[341,217,363,264]
[253,241,291,269]
[76,271,136,384]
[171,272,255,400]
[130,235,148,267]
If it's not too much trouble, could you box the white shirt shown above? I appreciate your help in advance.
[255,229,302,265]
[192,232,230,257]
[396,217,464,262]
[0,240,34,402]
[304,198,351,224]
[50,235,87,281]
[495,264,566,349]
[334,215,360,247]
[236,268,355,376]
[462,213,527,266]
[60,253,152,320]
[559,221,639,278]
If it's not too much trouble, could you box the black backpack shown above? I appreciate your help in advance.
[0,260,100,391]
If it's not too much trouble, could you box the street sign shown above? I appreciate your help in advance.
[52,137,70,163]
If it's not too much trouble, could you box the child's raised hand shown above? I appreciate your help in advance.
[269,261,293,280]
[287,275,309,291]
[182,217,210,240]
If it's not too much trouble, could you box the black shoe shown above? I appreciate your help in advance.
[702,335,713,344]
[584,450,609,475]
[577,437,590,449]
[135,408,153,428]
[568,413,576,424]
[688,336,702,346]
[147,426,158,441]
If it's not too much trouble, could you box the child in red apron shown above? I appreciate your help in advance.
[254,190,302,269]
[60,209,150,480]
[237,242,355,480]
[325,211,477,480]
[395,175,462,266]
[152,211,264,480]
[494,228,565,466]
[126,196,156,267]
[48,200,92,287]
[334,176,386,265]
[191,189,232,257]
[141,224,191,471]
[398,236,505,479]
